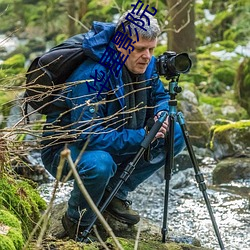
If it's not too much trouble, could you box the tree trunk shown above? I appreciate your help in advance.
[78,0,88,20]
[167,0,196,62]
[67,0,77,36]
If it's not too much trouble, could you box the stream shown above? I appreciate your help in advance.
[38,155,250,250]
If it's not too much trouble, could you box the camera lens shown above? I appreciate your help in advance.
[174,53,192,73]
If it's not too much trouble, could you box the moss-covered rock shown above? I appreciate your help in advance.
[0,174,47,239]
[209,120,250,160]
[213,157,250,184]
[235,57,250,116]
[0,209,24,250]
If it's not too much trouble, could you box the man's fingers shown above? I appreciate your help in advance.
[155,132,165,139]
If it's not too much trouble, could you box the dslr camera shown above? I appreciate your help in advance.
[156,51,192,79]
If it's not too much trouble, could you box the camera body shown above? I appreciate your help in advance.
[156,51,192,79]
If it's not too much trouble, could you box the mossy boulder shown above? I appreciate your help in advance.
[0,174,47,240]
[235,57,250,116]
[213,157,250,184]
[209,120,250,160]
[0,209,24,250]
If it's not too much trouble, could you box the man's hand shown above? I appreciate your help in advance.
[154,111,169,139]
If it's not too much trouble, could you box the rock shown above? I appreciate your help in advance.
[209,120,250,160]
[213,157,250,184]
[44,202,212,250]
[181,89,199,105]
[179,100,211,148]
[170,168,193,189]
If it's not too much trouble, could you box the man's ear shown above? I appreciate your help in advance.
[114,43,122,53]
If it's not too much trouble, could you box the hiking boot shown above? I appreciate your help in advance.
[105,196,140,225]
[61,213,97,243]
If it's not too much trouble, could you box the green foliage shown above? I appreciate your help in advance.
[196,0,250,47]
[154,44,167,57]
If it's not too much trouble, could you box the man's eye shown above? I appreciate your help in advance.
[136,48,144,52]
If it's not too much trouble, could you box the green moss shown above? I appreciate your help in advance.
[1,54,25,69]
[0,209,24,249]
[213,120,250,133]
[0,209,21,229]
[0,175,47,239]
[7,228,24,249]
[234,57,250,115]
[199,95,224,107]
[106,237,207,250]
[209,120,250,150]
[217,40,237,51]
[213,67,235,86]
[0,235,16,250]
[0,54,26,86]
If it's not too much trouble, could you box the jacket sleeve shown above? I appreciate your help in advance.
[65,61,146,156]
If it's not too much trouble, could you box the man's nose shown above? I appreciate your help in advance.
[142,49,151,59]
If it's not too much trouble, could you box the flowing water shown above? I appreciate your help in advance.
[38,156,250,250]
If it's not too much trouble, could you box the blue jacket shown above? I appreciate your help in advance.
[44,21,170,156]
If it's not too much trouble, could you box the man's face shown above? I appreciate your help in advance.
[116,36,157,74]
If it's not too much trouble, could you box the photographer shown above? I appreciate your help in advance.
[41,9,185,241]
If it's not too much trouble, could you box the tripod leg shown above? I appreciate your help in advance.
[177,112,225,250]
[162,114,175,243]
[81,112,168,240]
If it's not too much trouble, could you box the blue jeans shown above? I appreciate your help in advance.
[41,123,185,226]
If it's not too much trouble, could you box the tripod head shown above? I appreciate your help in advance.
[168,76,182,100]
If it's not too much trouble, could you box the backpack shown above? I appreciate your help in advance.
[24,34,87,115]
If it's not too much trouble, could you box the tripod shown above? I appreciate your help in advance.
[82,77,225,250]
[162,77,225,249]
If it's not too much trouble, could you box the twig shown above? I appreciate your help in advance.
[134,218,142,250]
[93,225,110,250]
[61,148,124,250]
[68,14,90,31]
